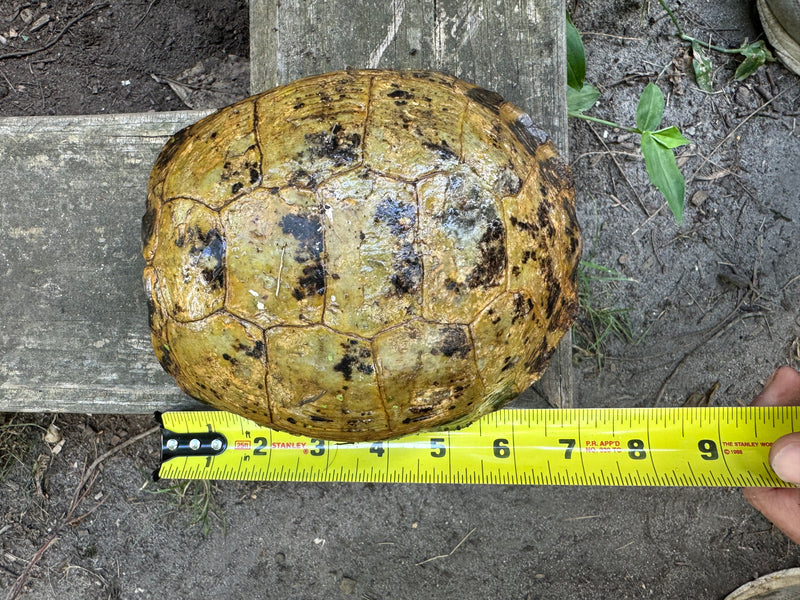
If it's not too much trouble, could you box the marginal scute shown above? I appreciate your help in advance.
[150,198,225,322]
[364,71,464,180]
[265,325,388,440]
[255,71,369,189]
[462,99,531,197]
[166,313,269,422]
[373,320,484,433]
[162,99,261,209]
[144,69,581,442]
[471,290,550,397]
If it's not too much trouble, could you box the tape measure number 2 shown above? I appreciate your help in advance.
[156,406,799,487]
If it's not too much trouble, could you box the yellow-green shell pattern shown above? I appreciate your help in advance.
[143,70,581,442]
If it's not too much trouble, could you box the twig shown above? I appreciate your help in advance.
[133,0,160,30]
[580,32,642,42]
[586,124,651,219]
[686,91,787,187]
[5,425,158,600]
[653,298,764,406]
[780,273,800,293]
[0,3,110,61]
[416,528,476,566]
[276,244,287,298]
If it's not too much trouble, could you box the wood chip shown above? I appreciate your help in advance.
[690,190,709,207]
[697,170,731,181]
[30,14,50,32]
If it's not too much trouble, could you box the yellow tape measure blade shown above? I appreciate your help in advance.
[156,407,798,487]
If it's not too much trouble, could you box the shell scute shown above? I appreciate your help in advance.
[373,321,484,433]
[318,169,422,336]
[265,325,388,440]
[222,188,324,328]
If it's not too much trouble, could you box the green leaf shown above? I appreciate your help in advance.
[566,12,586,90]
[691,41,713,92]
[651,126,691,149]
[641,132,685,223]
[635,83,665,132]
[567,83,600,114]
[734,41,774,81]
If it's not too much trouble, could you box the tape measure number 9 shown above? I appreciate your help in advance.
[156,406,799,487]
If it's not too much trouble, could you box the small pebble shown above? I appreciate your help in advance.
[30,14,50,32]
[690,190,709,207]
[339,576,357,595]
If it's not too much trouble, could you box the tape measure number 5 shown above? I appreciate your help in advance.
[156,406,799,487]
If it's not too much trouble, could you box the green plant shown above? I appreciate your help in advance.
[566,12,691,224]
[656,0,775,90]
[574,260,640,368]
[0,419,47,482]
[147,479,224,536]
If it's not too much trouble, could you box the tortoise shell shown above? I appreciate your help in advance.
[142,69,581,442]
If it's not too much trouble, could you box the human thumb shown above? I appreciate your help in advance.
[770,433,800,484]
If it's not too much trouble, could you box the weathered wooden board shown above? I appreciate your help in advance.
[251,0,573,407]
[1,0,572,414]
[251,0,567,150]
[0,112,211,413]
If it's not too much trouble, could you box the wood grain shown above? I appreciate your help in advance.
[0,112,211,413]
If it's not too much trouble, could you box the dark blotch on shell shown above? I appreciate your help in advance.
[373,198,422,296]
[188,228,226,289]
[390,243,422,295]
[422,140,457,161]
[387,89,412,99]
[539,156,573,190]
[158,344,180,377]
[141,205,157,248]
[508,113,549,156]
[279,213,323,261]
[152,124,194,175]
[333,341,374,381]
[293,263,326,300]
[509,215,538,236]
[466,218,506,289]
[236,340,265,360]
[374,197,416,237]
[466,86,505,114]
[304,124,361,167]
[433,327,471,359]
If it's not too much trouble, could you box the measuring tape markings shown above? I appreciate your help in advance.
[156,407,799,486]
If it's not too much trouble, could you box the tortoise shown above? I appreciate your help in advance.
[142,69,581,442]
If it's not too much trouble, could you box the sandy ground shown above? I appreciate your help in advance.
[1,1,799,598]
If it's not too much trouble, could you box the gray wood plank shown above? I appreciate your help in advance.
[0,112,211,413]
[251,0,573,407]
[251,0,567,150]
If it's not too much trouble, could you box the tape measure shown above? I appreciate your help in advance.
[155,407,798,487]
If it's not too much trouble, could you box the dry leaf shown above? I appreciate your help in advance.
[44,422,62,445]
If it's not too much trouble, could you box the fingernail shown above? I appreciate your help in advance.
[772,442,800,484]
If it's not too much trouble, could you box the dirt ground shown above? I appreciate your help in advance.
[1,0,799,598]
